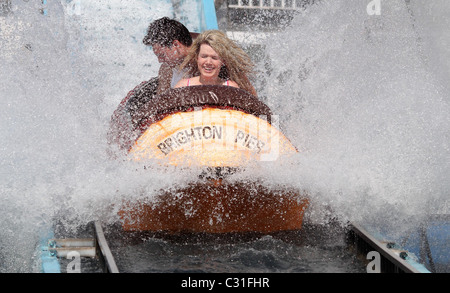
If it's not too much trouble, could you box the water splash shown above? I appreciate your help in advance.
[257,0,449,231]
[0,0,449,272]
[0,0,188,272]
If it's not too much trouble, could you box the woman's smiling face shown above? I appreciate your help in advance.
[197,44,223,80]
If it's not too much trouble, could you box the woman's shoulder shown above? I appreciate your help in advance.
[174,78,190,88]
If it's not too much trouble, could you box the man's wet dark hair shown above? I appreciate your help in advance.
[143,17,192,47]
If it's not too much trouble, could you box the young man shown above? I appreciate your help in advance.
[143,17,195,94]
[107,18,193,153]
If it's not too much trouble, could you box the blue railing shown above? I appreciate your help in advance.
[199,0,219,30]
[174,0,218,32]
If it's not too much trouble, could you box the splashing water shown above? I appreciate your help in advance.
[0,0,449,272]
[0,0,192,272]
[255,0,450,231]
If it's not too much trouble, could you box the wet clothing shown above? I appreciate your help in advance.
[108,66,188,152]
[107,77,158,153]
[171,68,188,88]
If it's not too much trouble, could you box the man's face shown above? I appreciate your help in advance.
[151,41,184,66]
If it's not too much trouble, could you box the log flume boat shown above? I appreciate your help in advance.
[111,84,308,233]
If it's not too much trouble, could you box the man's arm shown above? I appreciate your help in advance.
[156,62,173,95]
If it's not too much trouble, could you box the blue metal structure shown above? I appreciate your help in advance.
[172,0,218,32]
[40,230,61,273]
[200,0,219,30]
[398,215,449,273]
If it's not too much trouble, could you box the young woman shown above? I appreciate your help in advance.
[174,30,257,96]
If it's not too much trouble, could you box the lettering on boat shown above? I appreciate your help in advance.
[157,125,222,155]
[234,130,265,153]
[179,90,229,105]
[157,124,266,155]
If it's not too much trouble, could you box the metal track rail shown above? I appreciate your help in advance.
[42,220,434,273]
[348,223,430,273]
[42,221,119,273]
[94,221,119,273]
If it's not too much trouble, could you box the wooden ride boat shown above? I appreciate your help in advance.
[114,85,308,233]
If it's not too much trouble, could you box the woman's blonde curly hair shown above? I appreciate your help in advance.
[179,30,257,96]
